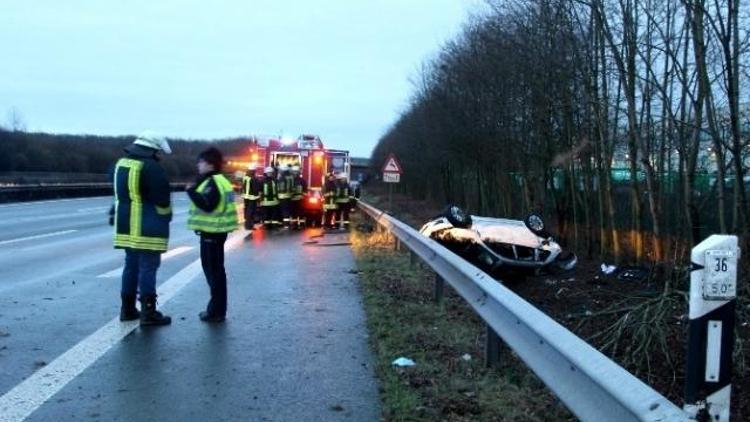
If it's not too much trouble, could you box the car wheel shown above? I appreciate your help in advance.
[442,205,472,228]
[523,213,546,236]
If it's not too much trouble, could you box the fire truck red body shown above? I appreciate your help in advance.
[247,134,350,225]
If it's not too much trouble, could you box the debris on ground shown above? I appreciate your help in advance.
[616,265,649,282]
[392,357,416,367]
[460,354,472,362]
[600,263,617,274]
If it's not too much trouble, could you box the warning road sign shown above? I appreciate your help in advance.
[381,153,403,174]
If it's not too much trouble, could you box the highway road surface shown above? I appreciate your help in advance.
[0,195,380,421]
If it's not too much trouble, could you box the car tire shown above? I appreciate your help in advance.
[442,205,472,228]
[523,213,546,236]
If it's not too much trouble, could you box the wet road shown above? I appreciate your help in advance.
[0,196,380,421]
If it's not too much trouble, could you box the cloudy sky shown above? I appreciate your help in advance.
[0,1,487,157]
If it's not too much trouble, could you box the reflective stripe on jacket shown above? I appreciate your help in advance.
[242,175,261,200]
[323,179,338,210]
[113,149,172,252]
[277,174,294,199]
[260,178,279,206]
[291,176,306,201]
[335,183,350,204]
[187,174,238,233]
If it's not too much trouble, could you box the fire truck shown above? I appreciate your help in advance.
[246,134,350,226]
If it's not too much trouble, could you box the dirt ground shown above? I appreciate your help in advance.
[362,187,749,420]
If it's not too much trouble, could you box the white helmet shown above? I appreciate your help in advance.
[291,165,300,173]
[264,166,274,174]
[134,130,171,154]
[280,164,290,172]
[247,163,258,171]
[336,172,347,179]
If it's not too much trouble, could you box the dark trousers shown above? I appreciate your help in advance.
[261,205,280,225]
[279,198,291,225]
[243,199,257,229]
[121,249,161,297]
[324,208,338,228]
[338,205,350,226]
[290,199,302,225]
[200,233,228,317]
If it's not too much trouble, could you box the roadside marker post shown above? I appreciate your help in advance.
[684,235,740,421]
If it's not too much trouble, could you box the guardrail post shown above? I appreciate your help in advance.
[684,235,738,421]
[433,273,444,303]
[409,251,416,267]
[394,238,401,251]
[485,324,502,368]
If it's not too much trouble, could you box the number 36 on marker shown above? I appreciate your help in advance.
[702,249,738,300]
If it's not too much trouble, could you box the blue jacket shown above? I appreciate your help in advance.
[112,144,172,252]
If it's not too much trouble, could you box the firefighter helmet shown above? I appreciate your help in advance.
[291,165,300,173]
[264,166,274,175]
[134,130,171,154]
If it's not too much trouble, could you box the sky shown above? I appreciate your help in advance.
[0,1,487,157]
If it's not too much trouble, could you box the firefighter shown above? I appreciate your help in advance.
[335,172,351,229]
[241,163,261,233]
[187,147,238,323]
[290,165,307,229]
[260,166,281,228]
[323,172,338,229]
[111,130,172,326]
[277,164,294,228]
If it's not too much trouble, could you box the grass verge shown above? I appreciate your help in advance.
[350,214,574,421]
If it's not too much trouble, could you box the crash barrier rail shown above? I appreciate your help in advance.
[357,200,691,422]
[0,183,188,203]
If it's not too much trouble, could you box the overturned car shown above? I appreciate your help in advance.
[419,206,577,276]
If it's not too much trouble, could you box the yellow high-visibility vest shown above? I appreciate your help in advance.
[187,174,238,233]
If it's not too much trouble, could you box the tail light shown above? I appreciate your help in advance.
[308,197,319,204]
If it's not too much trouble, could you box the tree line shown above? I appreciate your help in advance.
[371,0,749,263]
[0,129,250,182]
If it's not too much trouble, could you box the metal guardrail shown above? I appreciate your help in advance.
[357,200,691,422]
[0,183,188,203]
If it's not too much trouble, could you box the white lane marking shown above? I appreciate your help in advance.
[0,230,77,246]
[96,246,194,278]
[0,233,243,422]
[76,206,109,213]
[0,197,102,209]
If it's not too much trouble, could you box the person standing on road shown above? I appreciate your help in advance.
[334,172,351,229]
[290,165,307,229]
[323,172,338,229]
[277,164,293,228]
[186,147,238,323]
[241,163,262,234]
[111,130,173,326]
[259,166,280,228]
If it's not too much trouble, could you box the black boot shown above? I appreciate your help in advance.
[120,294,140,321]
[139,295,171,326]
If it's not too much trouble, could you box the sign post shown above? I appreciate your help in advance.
[381,153,403,211]
[684,235,740,421]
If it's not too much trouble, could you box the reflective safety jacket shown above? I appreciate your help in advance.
[260,177,279,206]
[291,175,307,201]
[187,174,238,233]
[323,179,338,210]
[112,144,172,252]
[241,174,262,201]
[335,180,351,204]
[277,173,294,200]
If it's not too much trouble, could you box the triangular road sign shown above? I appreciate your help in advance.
[381,153,403,174]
